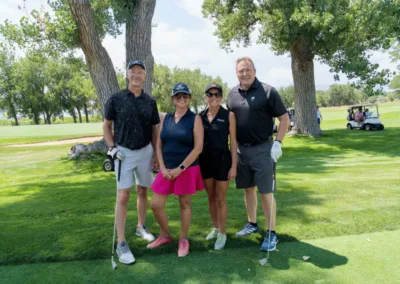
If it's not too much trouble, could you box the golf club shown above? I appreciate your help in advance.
[265,162,276,263]
[111,159,122,270]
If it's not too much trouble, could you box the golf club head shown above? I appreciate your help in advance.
[112,257,117,270]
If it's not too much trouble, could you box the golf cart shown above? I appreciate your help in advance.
[287,108,295,130]
[103,154,115,172]
[346,104,384,131]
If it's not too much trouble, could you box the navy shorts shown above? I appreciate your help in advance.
[199,150,232,181]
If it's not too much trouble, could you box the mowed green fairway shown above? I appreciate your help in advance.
[0,123,103,146]
[0,102,399,283]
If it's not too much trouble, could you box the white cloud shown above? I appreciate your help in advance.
[1,0,397,91]
[175,0,204,18]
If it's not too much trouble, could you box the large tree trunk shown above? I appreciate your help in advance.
[290,37,321,136]
[84,103,89,123]
[126,0,156,95]
[68,0,120,114]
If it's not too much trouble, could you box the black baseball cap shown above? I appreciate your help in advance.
[127,59,146,70]
[172,83,191,96]
[205,83,223,94]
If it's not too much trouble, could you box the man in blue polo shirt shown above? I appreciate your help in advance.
[103,60,160,264]
[227,57,289,251]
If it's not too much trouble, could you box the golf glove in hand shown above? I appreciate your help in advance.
[108,147,124,161]
[270,141,282,163]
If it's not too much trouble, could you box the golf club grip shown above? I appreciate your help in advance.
[117,160,122,182]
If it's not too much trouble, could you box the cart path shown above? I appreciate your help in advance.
[6,136,103,147]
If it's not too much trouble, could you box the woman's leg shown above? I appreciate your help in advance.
[178,194,192,239]
[215,180,229,234]
[204,178,218,228]
[150,192,170,236]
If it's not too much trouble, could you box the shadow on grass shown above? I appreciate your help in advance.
[0,236,349,284]
[267,234,348,270]
[0,159,325,266]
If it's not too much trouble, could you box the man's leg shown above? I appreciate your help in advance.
[116,189,131,243]
[134,144,155,241]
[136,185,148,227]
[260,193,276,231]
[235,147,258,237]
[244,186,258,223]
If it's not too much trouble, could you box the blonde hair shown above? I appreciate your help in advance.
[236,57,256,70]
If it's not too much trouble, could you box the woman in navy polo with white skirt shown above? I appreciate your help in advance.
[148,83,204,257]
[199,83,237,250]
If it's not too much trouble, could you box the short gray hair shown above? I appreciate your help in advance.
[236,57,256,69]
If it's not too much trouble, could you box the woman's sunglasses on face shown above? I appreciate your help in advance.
[174,94,190,100]
[206,92,222,98]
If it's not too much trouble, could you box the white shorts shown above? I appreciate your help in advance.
[114,144,154,190]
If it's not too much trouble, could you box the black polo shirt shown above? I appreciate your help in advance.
[104,89,160,150]
[200,106,230,152]
[227,77,286,145]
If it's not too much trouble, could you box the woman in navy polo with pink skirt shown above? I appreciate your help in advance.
[147,83,204,257]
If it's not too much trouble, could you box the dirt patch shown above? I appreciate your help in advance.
[7,136,103,147]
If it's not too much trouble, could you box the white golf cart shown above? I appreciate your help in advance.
[346,104,384,131]
[287,108,295,130]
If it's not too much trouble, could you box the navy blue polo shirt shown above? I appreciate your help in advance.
[104,89,160,150]
[200,107,230,152]
[227,77,287,145]
[160,110,198,169]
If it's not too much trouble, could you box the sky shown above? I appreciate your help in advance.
[0,0,397,90]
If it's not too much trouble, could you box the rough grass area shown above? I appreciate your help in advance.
[0,102,399,283]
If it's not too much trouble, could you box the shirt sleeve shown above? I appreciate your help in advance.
[151,101,161,125]
[268,88,287,117]
[104,96,116,121]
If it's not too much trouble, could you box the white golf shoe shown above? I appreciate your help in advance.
[116,241,135,264]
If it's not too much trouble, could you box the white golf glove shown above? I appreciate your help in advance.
[270,141,282,163]
[108,146,124,161]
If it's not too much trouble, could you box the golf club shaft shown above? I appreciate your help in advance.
[117,159,122,182]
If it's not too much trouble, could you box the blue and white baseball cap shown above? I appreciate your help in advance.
[172,83,191,96]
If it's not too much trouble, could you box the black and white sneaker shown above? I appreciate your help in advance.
[235,223,259,237]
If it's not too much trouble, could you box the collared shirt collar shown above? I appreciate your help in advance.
[200,106,222,123]
[238,77,260,92]
[126,88,144,98]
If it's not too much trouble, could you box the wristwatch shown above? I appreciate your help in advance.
[179,164,186,171]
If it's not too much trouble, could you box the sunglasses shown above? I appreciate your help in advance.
[206,92,222,98]
[174,94,190,100]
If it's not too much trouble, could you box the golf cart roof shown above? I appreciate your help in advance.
[348,104,378,108]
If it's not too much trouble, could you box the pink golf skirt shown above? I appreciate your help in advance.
[151,165,204,196]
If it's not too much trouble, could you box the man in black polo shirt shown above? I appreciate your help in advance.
[227,57,289,252]
[103,59,160,264]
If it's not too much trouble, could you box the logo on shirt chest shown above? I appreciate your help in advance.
[216,118,225,122]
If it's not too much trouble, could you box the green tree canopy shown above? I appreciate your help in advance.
[152,64,230,113]
[202,0,400,135]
